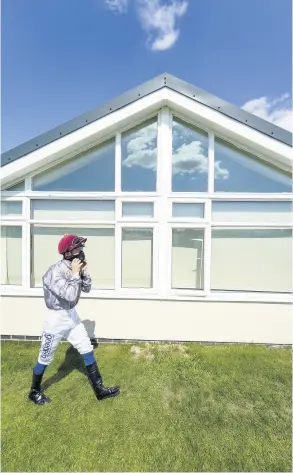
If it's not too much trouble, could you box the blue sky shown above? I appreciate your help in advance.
[1,0,292,152]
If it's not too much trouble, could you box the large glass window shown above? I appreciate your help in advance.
[172,228,204,289]
[31,200,115,221]
[31,225,115,289]
[121,119,157,192]
[121,228,153,288]
[1,226,22,285]
[32,140,115,192]
[1,109,292,298]
[211,228,292,292]
[214,138,292,193]
[172,118,209,192]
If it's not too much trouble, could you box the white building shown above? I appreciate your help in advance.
[1,74,292,344]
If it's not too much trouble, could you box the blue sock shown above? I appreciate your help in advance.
[81,351,96,366]
[33,362,47,375]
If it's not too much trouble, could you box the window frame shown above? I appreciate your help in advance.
[1,107,292,302]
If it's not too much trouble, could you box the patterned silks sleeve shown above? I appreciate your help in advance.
[81,273,92,293]
[43,263,82,303]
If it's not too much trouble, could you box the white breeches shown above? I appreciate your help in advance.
[37,308,93,365]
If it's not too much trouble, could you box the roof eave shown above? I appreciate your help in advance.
[1,72,292,167]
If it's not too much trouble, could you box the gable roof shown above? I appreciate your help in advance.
[1,72,292,168]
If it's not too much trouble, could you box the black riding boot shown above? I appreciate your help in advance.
[28,371,51,405]
[85,362,120,401]
[90,338,99,349]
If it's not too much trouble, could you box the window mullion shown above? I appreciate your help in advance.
[203,199,212,295]
[115,133,122,193]
[25,176,32,192]
[22,197,31,289]
[208,132,215,194]
[204,225,212,295]
[115,223,122,292]
[153,224,160,293]
[157,107,172,297]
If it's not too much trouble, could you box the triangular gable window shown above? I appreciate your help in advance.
[32,139,115,192]
[214,138,291,193]
[3,181,25,192]
[172,118,208,192]
[121,118,158,192]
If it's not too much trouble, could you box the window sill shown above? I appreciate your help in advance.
[0,287,292,304]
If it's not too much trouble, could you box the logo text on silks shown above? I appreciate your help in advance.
[40,333,54,361]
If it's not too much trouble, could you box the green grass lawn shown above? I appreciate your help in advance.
[1,341,292,472]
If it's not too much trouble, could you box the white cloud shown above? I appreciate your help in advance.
[172,140,229,179]
[123,121,157,170]
[214,160,229,180]
[123,121,229,181]
[137,0,188,51]
[242,93,293,132]
[104,0,188,50]
[105,0,128,14]
[172,141,207,175]
[171,121,229,179]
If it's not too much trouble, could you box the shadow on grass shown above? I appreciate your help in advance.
[42,319,98,390]
[42,346,86,390]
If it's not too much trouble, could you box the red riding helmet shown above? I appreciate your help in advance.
[58,234,87,255]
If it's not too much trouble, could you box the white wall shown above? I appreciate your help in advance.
[1,296,291,344]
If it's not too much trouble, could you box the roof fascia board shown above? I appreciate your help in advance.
[0,90,165,187]
[165,74,292,146]
[1,74,167,167]
[166,89,292,171]
[1,86,292,187]
[1,73,292,169]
